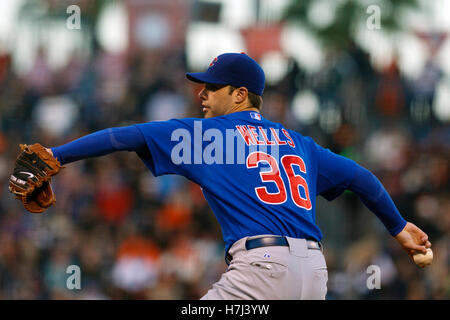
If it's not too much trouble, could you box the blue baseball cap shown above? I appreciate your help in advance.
[186,52,265,96]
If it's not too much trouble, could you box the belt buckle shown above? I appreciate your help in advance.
[307,239,323,251]
[314,241,323,252]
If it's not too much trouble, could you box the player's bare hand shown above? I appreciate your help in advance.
[394,222,431,259]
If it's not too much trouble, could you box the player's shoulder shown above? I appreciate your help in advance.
[135,115,239,133]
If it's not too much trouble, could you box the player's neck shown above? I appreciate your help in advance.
[226,103,259,115]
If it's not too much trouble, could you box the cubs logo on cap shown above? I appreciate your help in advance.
[209,57,218,67]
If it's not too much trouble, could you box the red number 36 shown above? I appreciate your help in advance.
[246,152,312,210]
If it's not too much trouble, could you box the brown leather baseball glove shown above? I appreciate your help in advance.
[8,143,63,213]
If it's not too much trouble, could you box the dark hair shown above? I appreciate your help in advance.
[229,86,263,109]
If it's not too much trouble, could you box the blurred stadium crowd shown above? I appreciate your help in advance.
[0,9,449,300]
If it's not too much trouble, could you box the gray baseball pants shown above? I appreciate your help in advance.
[201,235,328,300]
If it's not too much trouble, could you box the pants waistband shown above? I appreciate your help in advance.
[225,236,322,265]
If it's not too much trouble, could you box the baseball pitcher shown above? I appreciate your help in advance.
[9,53,432,299]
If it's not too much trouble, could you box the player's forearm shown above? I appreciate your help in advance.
[348,164,407,237]
[50,125,147,165]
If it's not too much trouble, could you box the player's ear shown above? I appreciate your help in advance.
[234,87,248,104]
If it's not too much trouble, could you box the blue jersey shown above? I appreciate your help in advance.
[51,110,406,253]
[134,111,381,252]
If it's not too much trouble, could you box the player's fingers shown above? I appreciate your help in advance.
[411,226,428,245]
[425,240,432,248]
[408,243,427,255]
[417,246,427,254]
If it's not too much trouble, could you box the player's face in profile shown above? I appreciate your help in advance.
[198,83,234,118]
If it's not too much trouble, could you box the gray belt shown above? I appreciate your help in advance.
[226,236,322,265]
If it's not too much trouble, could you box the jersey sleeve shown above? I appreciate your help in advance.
[133,118,198,180]
[51,126,147,165]
[312,140,406,236]
[314,142,357,201]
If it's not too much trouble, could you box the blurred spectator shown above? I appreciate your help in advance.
[374,62,407,118]
[156,189,193,232]
[111,224,161,299]
[94,159,134,225]
[24,47,53,95]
